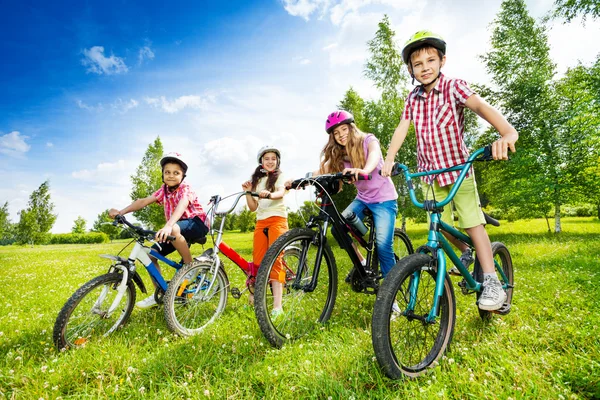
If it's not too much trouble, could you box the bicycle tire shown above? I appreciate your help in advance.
[393,228,414,262]
[53,272,136,350]
[372,253,456,379]
[254,228,338,348]
[474,242,514,321]
[163,260,229,336]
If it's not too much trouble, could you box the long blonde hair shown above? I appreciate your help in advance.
[319,123,367,173]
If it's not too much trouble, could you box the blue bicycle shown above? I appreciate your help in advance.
[53,215,204,349]
[371,146,514,378]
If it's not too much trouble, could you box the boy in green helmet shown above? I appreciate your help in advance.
[382,30,519,311]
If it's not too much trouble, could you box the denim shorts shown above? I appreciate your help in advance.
[151,216,209,257]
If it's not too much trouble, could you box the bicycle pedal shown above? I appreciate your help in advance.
[491,303,511,315]
[231,287,242,299]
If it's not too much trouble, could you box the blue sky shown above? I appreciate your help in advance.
[2,0,600,233]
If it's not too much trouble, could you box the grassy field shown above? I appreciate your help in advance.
[1,217,599,399]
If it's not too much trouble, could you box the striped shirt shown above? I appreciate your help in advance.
[402,73,474,187]
[153,181,206,222]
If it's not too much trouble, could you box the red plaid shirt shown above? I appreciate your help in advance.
[153,181,206,222]
[402,73,474,187]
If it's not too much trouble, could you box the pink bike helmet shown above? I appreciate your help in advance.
[325,110,354,134]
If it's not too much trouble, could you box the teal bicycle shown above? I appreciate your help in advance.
[371,146,514,378]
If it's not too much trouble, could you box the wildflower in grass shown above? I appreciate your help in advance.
[15,356,21,361]
[139,386,145,394]
[41,365,48,372]
[9,370,14,374]
[204,389,210,396]
[52,386,58,391]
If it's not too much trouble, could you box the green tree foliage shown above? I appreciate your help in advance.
[0,202,15,244]
[288,201,320,228]
[553,0,600,21]
[92,209,121,240]
[479,0,579,232]
[236,206,255,233]
[130,137,165,230]
[72,216,87,234]
[15,180,57,244]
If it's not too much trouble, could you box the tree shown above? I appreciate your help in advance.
[0,202,15,244]
[288,201,320,229]
[92,209,121,240]
[479,0,580,232]
[553,0,600,22]
[15,180,57,244]
[130,137,165,230]
[236,206,255,233]
[72,216,87,234]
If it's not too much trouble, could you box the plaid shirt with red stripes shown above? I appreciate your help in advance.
[402,73,475,187]
[153,181,206,222]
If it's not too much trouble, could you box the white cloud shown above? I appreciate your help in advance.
[46,142,53,147]
[76,99,104,112]
[0,131,30,156]
[138,45,155,65]
[71,159,130,185]
[144,95,215,113]
[111,98,139,114]
[81,46,128,75]
[281,0,331,21]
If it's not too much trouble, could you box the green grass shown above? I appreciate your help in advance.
[1,217,599,399]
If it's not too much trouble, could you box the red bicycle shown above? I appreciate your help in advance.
[163,191,299,336]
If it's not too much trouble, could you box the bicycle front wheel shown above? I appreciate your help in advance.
[53,273,136,350]
[372,253,456,379]
[254,228,338,348]
[163,260,229,336]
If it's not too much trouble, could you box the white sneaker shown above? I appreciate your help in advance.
[136,295,158,309]
[478,276,507,311]
[391,301,401,321]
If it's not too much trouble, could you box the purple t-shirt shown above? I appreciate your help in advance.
[343,134,398,204]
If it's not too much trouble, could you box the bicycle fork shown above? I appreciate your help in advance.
[96,265,129,318]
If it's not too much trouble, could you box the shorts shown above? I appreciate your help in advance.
[422,176,486,229]
[151,216,209,257]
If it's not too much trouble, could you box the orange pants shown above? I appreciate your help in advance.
[253,216,289,283]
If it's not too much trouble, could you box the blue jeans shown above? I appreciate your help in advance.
[343,199,398,277]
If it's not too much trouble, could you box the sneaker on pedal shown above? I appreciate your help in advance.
[136,295,158,309]
[391,301,401,320]
[478,276,507,311]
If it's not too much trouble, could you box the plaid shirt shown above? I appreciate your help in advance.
[402,73,474,187]
[153,181,206,222]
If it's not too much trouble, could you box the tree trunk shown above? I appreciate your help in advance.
[597,202,600,220]
[544,215,551,232]
[554,201,562,233]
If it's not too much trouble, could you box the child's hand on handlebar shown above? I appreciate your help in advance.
[241,181,252,191]
[108,208,120,219]
[155,225,173,242]
[259,190,271,199]
[492,132,518,160]
[382,157,395,177]
[343,167,367,181]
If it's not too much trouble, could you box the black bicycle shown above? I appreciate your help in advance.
[254,172,414,348]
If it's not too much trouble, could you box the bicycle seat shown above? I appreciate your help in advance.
[189,236,207,245]
[483,212,500,227]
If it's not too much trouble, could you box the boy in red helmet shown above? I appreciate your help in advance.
[382,31,518,311]
[109,152,208,308]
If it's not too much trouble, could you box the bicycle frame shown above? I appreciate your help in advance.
[291,174,380,292]
[392,146,509,322]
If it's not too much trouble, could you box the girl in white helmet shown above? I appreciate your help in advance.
[241,145,288,317]
[109,152,208,309]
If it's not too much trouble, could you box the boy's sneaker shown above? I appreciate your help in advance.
[478,276,507,311]
[391,301,401,321]
[136,295,158,309]
[450,249,474,276]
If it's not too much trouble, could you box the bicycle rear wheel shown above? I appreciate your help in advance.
[53,272,136,350]
[393,228,414,262]
[254,228,338,348]
[163,260,229,336]
[474,241,514,320]
[372,253,456,379]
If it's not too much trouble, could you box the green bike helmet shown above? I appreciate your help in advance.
[401,30,446,64]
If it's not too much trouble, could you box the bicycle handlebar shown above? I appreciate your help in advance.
[388,145,498,210]
[208,191,260,217]
[113,215,176,242]
[289,171,372,190]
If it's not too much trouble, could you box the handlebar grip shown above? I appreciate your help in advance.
[477,145,494,162]
[166,235,176,241]
[289,178,305,189]
[356,173,371,181]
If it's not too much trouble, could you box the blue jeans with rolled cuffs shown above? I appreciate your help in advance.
[343,199,398,277]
